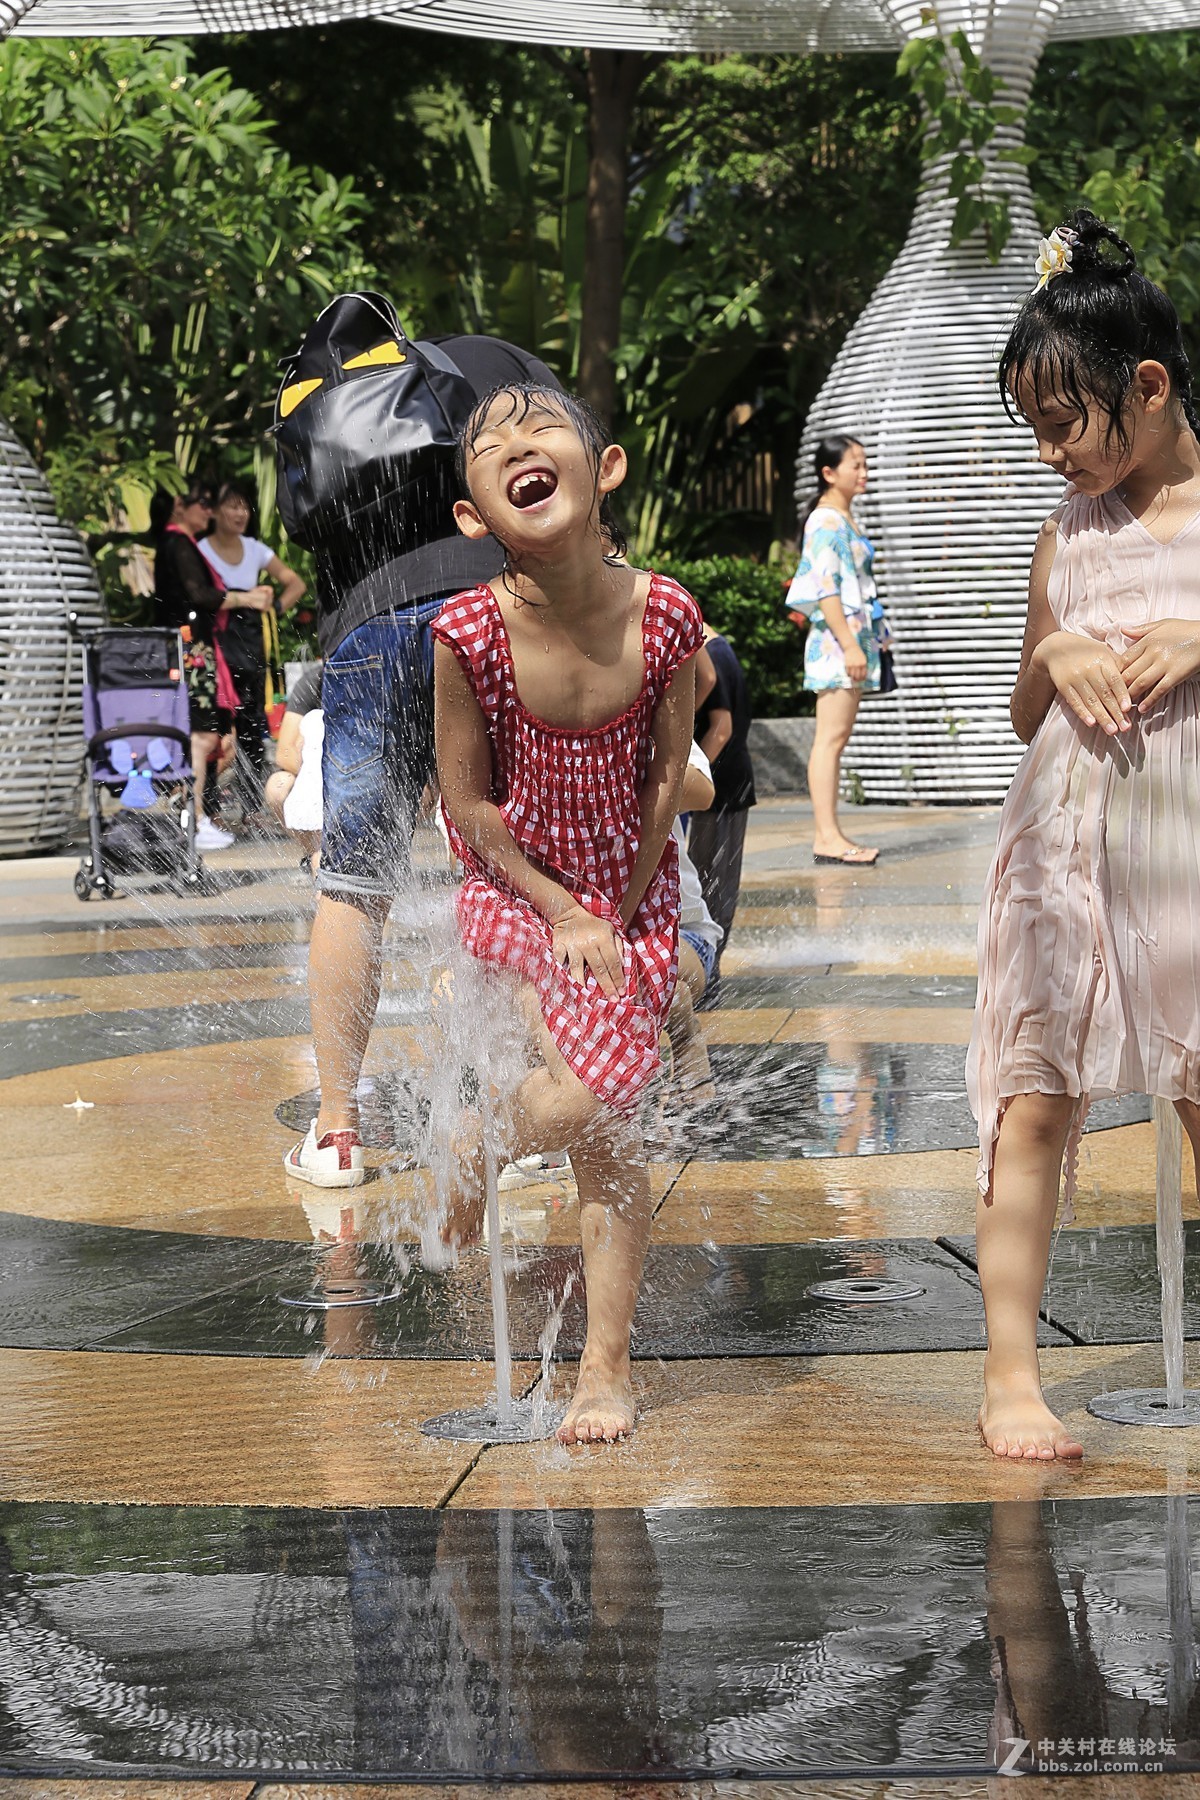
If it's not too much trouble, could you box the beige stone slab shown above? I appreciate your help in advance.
[251,1786,1200,1800]
[0,1348,535,1509]
[775,1005,974,1046]
[846,952,978,976]
[0,1028,683,1243]
[656,1123,1195,1242]
[699,1006,792,1044]
[0,1032,429,1241]
[0,1773,1194,1799]
[0,917,314,960]
[654,1153,982,1242]
[0,1784,254,1800]
[0,964,301,1021]
[451,1343,1200,1512]
[0,1784,255,1800]
[0,960,426,1021]
[733,903,980,932]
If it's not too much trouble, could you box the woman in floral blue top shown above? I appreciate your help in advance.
[787,433,889,866]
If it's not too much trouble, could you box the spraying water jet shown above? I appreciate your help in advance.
[1088,1099,1200,1428]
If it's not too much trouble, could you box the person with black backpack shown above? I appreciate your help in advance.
[275,295,559,1187]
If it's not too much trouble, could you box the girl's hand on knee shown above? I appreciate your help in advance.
[1119,619,1200,714]
[551,905,625,997]
[1033,631,1131,734]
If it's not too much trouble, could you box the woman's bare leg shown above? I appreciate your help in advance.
[808,688,875,861]
[977,1092,1084,1460]
[190,730,219,821]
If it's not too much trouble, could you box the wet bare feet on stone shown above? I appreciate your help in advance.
[557,1361,636,1445]
[440,1121,485,1248]
[979,1369,1084,1461]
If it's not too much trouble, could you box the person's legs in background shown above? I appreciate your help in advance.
[666,931,718,1103]
[285,606,438,1189]
[216,662,271,825]
[686,806,749,995]
[808,687,877,864]
[264,768,321,872]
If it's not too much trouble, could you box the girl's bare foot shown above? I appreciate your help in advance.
[440,1119,485,1247]
[557,1359,636,1444]
[979,1366,1084,1460]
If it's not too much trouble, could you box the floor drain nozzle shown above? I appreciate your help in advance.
[806,1277,925,1306]
[1088,1387,1200,1428]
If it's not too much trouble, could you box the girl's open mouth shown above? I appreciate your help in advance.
[507,467,558,509]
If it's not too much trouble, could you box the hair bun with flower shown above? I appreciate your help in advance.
[1034,227,1075,290]
[1034,208,1137,295]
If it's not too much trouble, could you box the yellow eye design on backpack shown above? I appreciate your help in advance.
[279,377,323,419]
[279,341,406,419]
[342,341,407,371]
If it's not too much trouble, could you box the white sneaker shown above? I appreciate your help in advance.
[193,815,235,851]
[497,1150,571,1191]
[284,1119,366,1188]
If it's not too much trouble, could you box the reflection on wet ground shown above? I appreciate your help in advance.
[2,804,1199,1794]
[1,1497,1197,1781]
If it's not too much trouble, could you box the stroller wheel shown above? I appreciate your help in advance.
[73,870,92,902]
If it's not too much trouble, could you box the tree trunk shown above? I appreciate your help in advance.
[579,48,646,429]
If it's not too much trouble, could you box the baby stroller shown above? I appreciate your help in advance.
[73,626,205,901]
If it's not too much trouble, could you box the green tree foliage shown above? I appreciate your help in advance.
[655,554,808,717]
[0,37,372,600]
[1029,30,1200,326]
[207,33,921,552]
[897,16,1027,261]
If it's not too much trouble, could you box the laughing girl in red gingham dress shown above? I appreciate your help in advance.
[433,383,703,1445]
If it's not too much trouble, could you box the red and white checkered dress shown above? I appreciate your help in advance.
[433,575,704,1115]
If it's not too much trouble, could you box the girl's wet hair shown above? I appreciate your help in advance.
[457,382,628,562]
[999,207,1200,454]
[799,432,862,535]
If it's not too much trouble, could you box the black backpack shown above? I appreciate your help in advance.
[273,293,478,597]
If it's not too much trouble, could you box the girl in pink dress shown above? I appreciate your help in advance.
[969,210,1200,1462]
[433,383,702,1444]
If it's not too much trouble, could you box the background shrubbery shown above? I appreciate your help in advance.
[655,555,808,719]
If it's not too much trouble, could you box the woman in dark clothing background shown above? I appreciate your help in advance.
[200,479,306,827]
[150,485,271,851]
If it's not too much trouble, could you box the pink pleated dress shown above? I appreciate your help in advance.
[432,575,704,1117]
[969,489,1200,1206]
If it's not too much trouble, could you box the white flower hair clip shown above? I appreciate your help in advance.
[1034,228,1076,291]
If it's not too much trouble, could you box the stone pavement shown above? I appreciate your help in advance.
[0,801,1198,1795]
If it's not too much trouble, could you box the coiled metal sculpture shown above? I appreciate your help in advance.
[0,416,104,856]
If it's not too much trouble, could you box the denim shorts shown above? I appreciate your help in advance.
[680,926,719,987]
[318,603,443,900]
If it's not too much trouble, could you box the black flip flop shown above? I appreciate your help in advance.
[813,849,880,866]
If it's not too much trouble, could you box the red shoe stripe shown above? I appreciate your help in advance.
[316,1130,362,1171]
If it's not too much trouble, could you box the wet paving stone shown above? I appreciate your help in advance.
[0,1495,1195,1782]
[82,1233,1068,1360]
[275,1055,1151,1164]
[0,998,315,1079]
[0,1213,295,1351]
[944,1221,1200,1345]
